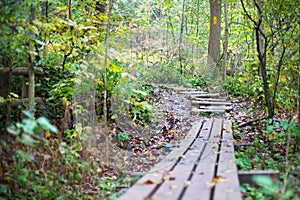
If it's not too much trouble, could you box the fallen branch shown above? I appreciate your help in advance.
[238,116,267,128]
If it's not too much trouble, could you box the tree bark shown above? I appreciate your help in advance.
[208,0,221,67]
[28,6,36,113]
[179,0,186,75]
[222,0,229,84]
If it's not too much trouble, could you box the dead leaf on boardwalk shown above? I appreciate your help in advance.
[163,176,176,181]
[178,155,185,159]
[208,176,228,187]
[169,184,178,189]
[144,198,153,200]
[225,189,234,193]
[143,179,159,185]
[184,181,191,186]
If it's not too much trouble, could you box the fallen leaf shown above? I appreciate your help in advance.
[208,176,228,187]
[169,185,178,189]
[184,181,191,186]
[144,179,155,185]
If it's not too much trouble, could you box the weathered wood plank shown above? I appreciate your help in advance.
[192,107,227,113]
[151,120,213,200]
[190,93,220,99]
[214,120,242,200]
[182,118,223,200]
[191,101,232,106]
[193,98,228,102]
[118,121,203,200]
[178,91,207,95]
[169,87,198,91]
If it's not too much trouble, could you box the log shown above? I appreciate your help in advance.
[0,97,43,108]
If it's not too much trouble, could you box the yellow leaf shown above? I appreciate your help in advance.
[269,132,277,140]
[45,130,51,139]
[9,92,19,99]
[108,63,123,73]
[65,45,70,51]
[98,80,104,86]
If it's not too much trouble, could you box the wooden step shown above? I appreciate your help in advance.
[191,100,232,106]
[189,93,220,99]
[193,98,228,102]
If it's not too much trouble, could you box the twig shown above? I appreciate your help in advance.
[238,116,267,128]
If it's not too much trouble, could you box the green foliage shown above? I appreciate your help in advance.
[118,131,131,141]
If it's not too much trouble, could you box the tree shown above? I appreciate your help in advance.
[208,0,221,67]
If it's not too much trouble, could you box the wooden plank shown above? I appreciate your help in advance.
[192,101,232,106]
[151,120,213,200]
[119,121,203,200]
[190,93,220,99]
[169,87,198,91]
[192,107,226,113]
[193,98,228,102]
[191,101,232,106]
[214,120,242,200]
[178,91,207,95]
[182,118,223,200]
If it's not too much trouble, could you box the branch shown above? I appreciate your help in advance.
[238,116,267,128]
[62,46,73,71]
[240,0,257,25]
[254,0,266,39]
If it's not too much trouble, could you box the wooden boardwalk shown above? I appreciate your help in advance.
[119,118,241,200]
[169,87,232,113]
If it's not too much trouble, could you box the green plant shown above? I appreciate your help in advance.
[118,131,131,141]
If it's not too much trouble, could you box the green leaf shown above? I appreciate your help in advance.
[22,118,38,134]
[23,110,35,119]
[37,117,58,133]
[20,134,37,146]
[280,120,289,131]
[253,175,277,195]
[16,150,34,162]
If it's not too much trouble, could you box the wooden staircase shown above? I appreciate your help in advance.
[167,86,232,113]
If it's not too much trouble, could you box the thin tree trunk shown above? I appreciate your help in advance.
[104,0,112,123]
[28,6,36,112]
[179,0,186,76]
[104,0,113,163]
[222,0,229,84]
[257,0,264,76]
[241,0,274,118]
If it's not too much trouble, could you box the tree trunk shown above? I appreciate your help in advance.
[257,0,264,76]
[222,0,229,84]
[179,0,186,75]
[104,0,113,163]
[28,6,36,112]
[208,0,221,67]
